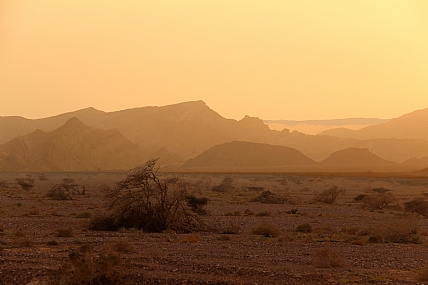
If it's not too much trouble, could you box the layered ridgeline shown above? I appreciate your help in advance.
[2,101,428,172]
[319,108,428,140]
[0,118,159,172]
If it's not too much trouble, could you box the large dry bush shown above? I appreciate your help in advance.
[89,159,206,233]
[404,197,428,218]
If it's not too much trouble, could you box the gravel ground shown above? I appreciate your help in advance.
[1,172,428,285]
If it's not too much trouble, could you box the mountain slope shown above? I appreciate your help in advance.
[0,118,149,171]
[319,108,428,140]
[184,141,317,170]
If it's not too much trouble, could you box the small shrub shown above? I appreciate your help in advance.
[244,209,254,216]
[185,195,209,215]
[350,239,365,246]
[16,175,35,190]
[56,228,74,237]
[14,237,34,248]
[404,198,428,218]
[368,235,384,243]
[75,212,92,219]
[55,244,128,285]
[250,190,286,204]
[180,234,200,243]
[225,211,242,216]
[0,179,10,189]
[353,194,367,202]
[255,211,271,217]
[14,230,26,238]
[38,174,49,181]
[47,240,59,246]
[214,220,241,235]
[211,176,234,192]
[62,178,75,185]
[217,235,231,241]
[362,188,396,210]
[313,186,344,204]
[313,247,347,268]
[382,219,420,244]
[108,241,134,253]
[295,223,313,233]
[251,223,282,238]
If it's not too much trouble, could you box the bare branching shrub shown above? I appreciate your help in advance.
[313,247,347,268]
[404,198,428,218]
[55,244,128,285]
[362,188,396,210]
[89,159,205,233]
[313,186,344,204]
[47,183,86,200]
[251,223,282,237]
[15,175,35,190]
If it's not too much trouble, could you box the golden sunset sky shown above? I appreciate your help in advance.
[1,1,427,120]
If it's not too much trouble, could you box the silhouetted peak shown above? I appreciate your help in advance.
[57,117,89,131]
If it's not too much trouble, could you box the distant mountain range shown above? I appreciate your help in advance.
[1,101,428,172]
[319,108,428,140]
[265,118,388,135]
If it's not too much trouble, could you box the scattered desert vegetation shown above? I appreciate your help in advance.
[1,169,428,284]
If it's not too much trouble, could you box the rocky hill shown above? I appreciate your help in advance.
[183,141,317,171]
[321,148,394,165]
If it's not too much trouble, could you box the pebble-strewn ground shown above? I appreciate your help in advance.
[1,172,428,284]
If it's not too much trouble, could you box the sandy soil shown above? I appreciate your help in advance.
[1,172,428,284]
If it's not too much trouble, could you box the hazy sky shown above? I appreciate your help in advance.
[2,1,428,120]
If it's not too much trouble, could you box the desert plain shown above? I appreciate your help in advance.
[1,170,428,285]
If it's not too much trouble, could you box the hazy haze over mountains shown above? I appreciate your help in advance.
[2,101,428,172]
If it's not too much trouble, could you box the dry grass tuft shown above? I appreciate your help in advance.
[55,228,74,237]
[251,223,282,238]
[295,223,313,233]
